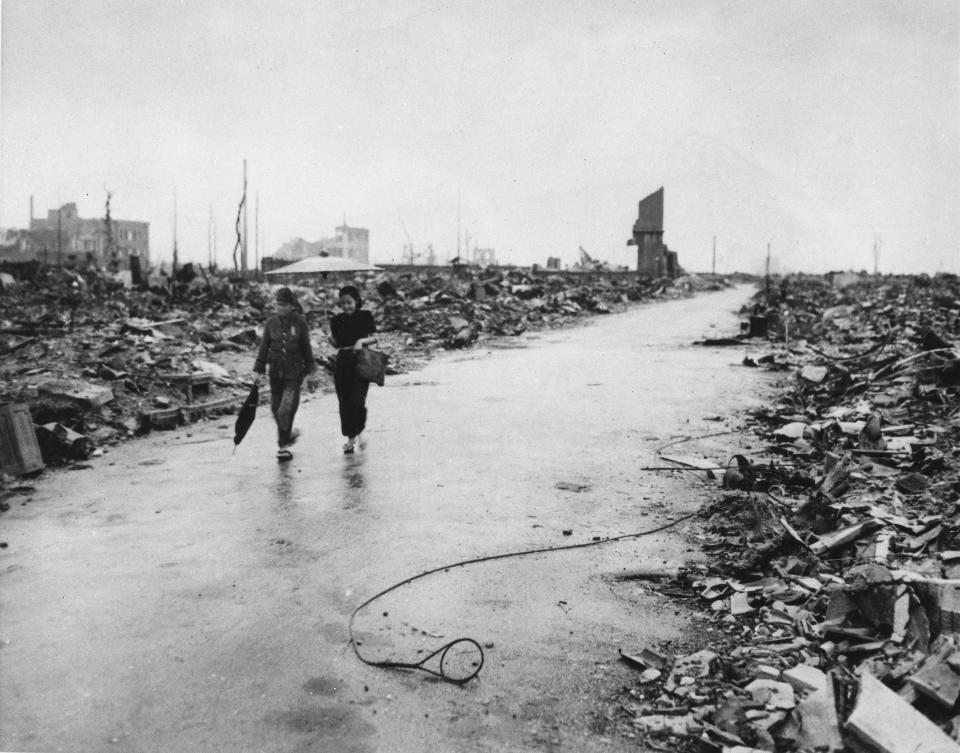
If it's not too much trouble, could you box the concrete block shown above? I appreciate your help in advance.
[783,664,828,693]
[846,672,959,753]
[796,680,843,752]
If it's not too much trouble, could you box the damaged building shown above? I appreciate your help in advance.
[628,187,680,278]
[25,201,149,270]
[263,223,370,271]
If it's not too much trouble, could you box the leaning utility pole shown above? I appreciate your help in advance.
[231,162,247,275]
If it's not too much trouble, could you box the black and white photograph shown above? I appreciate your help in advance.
[1,2,958,751]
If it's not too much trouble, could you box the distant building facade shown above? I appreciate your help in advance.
[0,228,35,263]
[472,247,497,266]
[628,187,679,278]
[271,223,370,265]
[327,225,369,262]
[27,202,149,270]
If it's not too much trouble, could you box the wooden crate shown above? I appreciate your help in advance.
[0,403,45,475]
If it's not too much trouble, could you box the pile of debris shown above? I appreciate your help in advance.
[372,269,720,349]
[1,261,722,468]
[608,273,960,752]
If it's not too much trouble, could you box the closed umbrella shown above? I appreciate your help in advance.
[233,383,259,452]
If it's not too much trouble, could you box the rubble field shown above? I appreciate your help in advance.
[0,261,724,473]
[601,272,960,753]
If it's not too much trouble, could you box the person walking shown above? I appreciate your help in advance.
[328,285,378,454]
[253,287,319,461]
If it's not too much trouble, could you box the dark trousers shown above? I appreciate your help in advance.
[269,371,301,446]
[334,351,369,438]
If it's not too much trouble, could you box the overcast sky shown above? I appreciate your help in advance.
[1,0,957,274]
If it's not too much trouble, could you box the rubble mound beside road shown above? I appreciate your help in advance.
[0,262,725,469]
[605,272,960,753]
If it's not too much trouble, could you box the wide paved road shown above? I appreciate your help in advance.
[0,284,770,753]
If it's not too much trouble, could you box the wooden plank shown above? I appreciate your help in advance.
[0,403,44,475]
[38,379,114,408]
[658,453,722,470]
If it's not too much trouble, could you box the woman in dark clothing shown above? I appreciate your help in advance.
[328,285,378,454]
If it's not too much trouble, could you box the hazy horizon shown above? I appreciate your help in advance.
[2,1,957,275]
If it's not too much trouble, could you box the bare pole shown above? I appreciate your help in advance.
[255,191,260,275]
[172,187,179,277]
[241,159,248,274]
[208,205,213,270]
[765,241,771,301]
[231,172,245,275]
[57,207,62,265]
[103,189,117,272]
[712,235,716,276]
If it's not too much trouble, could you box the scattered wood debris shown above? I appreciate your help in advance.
[1,262,726,468]
[607,272,960,752]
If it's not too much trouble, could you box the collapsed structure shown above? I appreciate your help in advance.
[608,272,960,751]
[1,201,149,272]
[628,187,680,278]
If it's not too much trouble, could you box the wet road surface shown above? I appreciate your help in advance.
[0,285,772,752]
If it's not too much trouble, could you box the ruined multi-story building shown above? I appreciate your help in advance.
[472,247,497,266]
[28,202,149,270]
[326,224,369,263]
[271,223,369,264]
[628,187,679,278]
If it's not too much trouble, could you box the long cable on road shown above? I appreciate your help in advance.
[349,513,696,685]
[350,431,742,683]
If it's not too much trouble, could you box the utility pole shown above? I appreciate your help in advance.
[255,191,260,275]
[57,208,62,265]
[213,209,218,270]
[712,235,716,276]
[873,233,881,275]
[765,241,771,301]
[241,159,248,274]
[456,190,461,262]
[208,205,213,270]
[172,187,179,277]
[231,163,246,275]
[104,190,118,272]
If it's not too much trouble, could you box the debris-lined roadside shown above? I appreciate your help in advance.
[606,273,960,752]
[0,262,724,473]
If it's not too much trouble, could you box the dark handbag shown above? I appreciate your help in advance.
[355,348,388,386]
